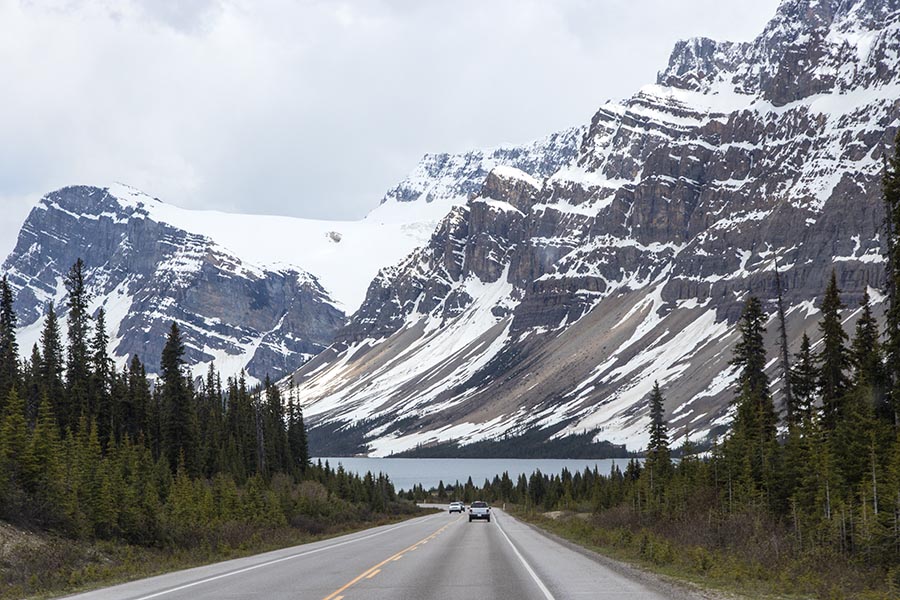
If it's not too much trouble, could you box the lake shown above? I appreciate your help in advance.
[314,457,634,491]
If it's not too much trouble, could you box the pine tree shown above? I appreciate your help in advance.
[645,381,671,483]
[834,385,879,502]
[160,322,198,475]
[22,344,42,426]
[850,289,888,419]
[197,363,224,476]
[122,355,151,443]
[0,390,35,510]
[287,390,309,476]
[39,302,66,432]
[818,271,851,431]
[0,275,19,408]
[29,394,65,525]
[729,296,778,494]
[90,307,115,446]
[791,333,817,423]
[65,258,92,428]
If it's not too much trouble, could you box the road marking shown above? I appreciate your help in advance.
[126,515,437,600]
[365,569,381,579]
[494,514,556,600]
[321,515,461,600]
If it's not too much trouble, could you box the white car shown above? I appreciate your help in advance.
[449,501,465,513]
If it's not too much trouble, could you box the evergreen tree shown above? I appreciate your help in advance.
[729,296,778,495]
[122,355,151,443]
[90,307,115,446]
[0,390,35,511]
[817,271,851,431]
[0,275,19,408]
[160,322,198,475]
[29,394,65,525]
[197,363,224,476]
[65,258,92,428]
[287,390,309,476]
[850,289,888,419]
[645,381,671,483]
[22,344,42,426]
[791,333,817,423]
[39,302,66,432]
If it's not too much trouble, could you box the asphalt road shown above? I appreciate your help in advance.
[62,506,673,600]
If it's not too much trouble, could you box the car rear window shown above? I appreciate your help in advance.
[472,501,487,508]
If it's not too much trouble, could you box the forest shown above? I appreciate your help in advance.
[0,264,414,597]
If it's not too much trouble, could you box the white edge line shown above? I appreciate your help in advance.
[494,513,556,600]
[121,513,436,600]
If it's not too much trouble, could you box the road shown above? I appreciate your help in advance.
[62,506,678,600]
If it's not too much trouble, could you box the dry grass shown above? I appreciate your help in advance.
[517,507,899,600]
[0,510,430,600]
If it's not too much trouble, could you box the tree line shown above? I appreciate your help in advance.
[0,265,402,544]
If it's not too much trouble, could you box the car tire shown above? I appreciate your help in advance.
[486,517,491,522]
[468,516,472,522]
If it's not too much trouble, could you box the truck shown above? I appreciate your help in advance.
[468,500,491,522]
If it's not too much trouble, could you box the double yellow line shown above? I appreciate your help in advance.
[322,516,460,600]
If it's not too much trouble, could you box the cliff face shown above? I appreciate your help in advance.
[3,184,346,382]
[290,0,900,455]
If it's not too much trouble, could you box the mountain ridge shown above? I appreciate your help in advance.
[288,0,900,455]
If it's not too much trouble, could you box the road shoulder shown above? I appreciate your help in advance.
[507,512,740,600]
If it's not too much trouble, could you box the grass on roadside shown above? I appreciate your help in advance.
[513,507,900,600]
[1,507,435,600]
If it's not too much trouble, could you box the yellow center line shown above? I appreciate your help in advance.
[321,515,461,600]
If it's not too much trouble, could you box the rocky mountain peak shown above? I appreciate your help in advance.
[289,0,900,457]
[658,0,900,104]
[5,185,349,382]
[657,37,746,91]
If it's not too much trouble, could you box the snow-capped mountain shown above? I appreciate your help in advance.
[289,0,900,455]
[367,127,584,225]
[3,128,581,382]
[3,184,425,381]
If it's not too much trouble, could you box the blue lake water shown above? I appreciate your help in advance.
[315,457,633,492]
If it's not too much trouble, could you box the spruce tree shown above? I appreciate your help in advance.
[65,258,92,428]
[39,302,66,432]
[90,307,115,445]
[817,270,851,431]
[287,390,309,476]
[123,355,150,443]
[0,275,19,408]
[160,322,198,475]
[729,296,778,493]
[850,289,888,419]
[645,381,671,482]
[22,344,42,426]
[0,390,35,508]
[29,394,65,524]
[791,333,817,423]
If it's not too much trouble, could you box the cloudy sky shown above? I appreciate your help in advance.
[0,0,780,257]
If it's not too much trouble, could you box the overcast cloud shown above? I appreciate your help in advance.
[0,0,780,258]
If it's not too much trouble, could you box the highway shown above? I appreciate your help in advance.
[62,506,684,600]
